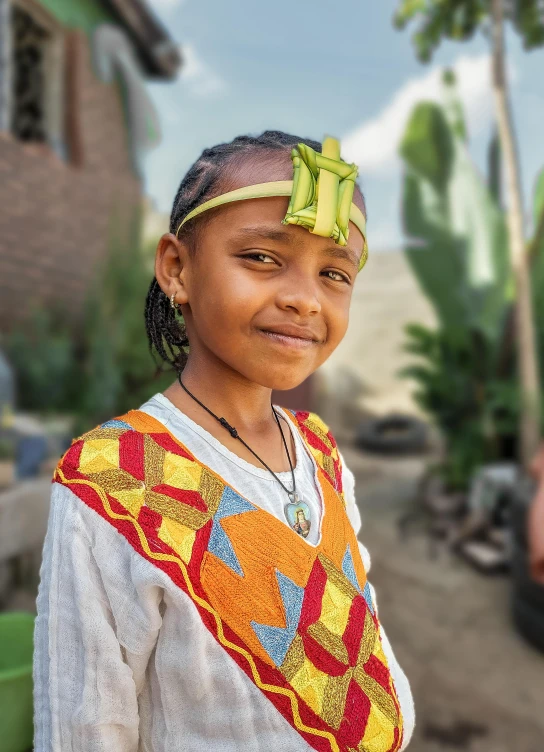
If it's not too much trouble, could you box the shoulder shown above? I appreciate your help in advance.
[52,410,219,539]
[287,410,339,450]
[54,417,126,479]
[52,412,160,522]
[55,410,165,477]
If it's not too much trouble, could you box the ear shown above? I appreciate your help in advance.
[154,232,190,306]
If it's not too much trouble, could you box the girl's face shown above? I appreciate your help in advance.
[156,154,366,392]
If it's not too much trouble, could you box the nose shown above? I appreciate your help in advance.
[275,273,321,317]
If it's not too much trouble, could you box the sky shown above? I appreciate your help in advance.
[142,0,544,251]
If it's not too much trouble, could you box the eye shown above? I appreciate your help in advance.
[322,269,350,283]
[242,252,277,264]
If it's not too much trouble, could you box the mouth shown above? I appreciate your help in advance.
[257,328,320,350]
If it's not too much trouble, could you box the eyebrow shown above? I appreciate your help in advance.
[323,245,360,269]
[232,225,360,269]
[234,226,298,244]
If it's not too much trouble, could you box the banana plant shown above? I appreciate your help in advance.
[393,0,544,471]
[399,70,511,353]
[398,323,521,490]
[397,69,544,489]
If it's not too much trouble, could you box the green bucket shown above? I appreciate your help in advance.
[0,611,35,752]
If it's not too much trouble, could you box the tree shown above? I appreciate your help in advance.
[393,0,544,470]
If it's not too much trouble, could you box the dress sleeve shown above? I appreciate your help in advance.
[339,450,416,751]
[33,481,163,751]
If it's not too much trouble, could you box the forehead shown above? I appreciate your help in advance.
[199,180,365,266]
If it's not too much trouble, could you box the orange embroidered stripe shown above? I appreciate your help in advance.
[55,467,340,752]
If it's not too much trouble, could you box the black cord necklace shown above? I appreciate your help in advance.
[177,374,302,504]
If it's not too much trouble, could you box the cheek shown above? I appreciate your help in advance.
[323,295,350,348]
[189,268,262,343]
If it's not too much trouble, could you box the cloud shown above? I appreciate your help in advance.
[342,53,518,176]
[178,43,228,98]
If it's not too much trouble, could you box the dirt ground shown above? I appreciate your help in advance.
[339,439,544,752]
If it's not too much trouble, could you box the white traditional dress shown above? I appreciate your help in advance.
[33,393,415,751]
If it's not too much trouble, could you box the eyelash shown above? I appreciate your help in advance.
[241,252,350,284]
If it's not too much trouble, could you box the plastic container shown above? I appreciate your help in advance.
[0,611,35,752]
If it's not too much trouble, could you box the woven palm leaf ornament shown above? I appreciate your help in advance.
[176,135,369,272]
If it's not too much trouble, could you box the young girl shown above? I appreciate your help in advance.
[33,130,415,751]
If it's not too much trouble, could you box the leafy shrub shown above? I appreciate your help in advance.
[5,304,77,414]
[398,323,521,490]
[6,203,173,435]
[73,205,172,434]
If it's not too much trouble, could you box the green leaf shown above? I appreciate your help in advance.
[510,0,544,49]
[393,0,544,62]
[533,167,544,231]
[487,127,501,204]
[400,102,454,191]
[399,84,511,345]
[392,0,427,28]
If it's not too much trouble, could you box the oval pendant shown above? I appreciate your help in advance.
[284,497,311,539]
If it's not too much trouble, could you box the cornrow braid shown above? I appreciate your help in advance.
[144,129,365,376]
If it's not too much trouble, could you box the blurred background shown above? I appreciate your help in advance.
[0,0,543,750]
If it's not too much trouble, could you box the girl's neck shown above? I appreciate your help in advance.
[164,356,276,436]
[161,355,297,475]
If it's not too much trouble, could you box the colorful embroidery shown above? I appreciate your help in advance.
[288,410,345,504]
[54,408,403,752]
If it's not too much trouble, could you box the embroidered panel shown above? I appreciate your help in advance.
[286,410,345,505]
[54,409,403,752]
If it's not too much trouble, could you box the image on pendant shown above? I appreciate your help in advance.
[286,501,311,538]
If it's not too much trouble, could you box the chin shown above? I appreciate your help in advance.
[222,349,322,391]
[253,368,312,392]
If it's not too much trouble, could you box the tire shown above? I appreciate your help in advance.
[354,414,428,456]
[512,592,544,654]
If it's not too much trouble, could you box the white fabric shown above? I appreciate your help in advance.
[140,393,360,551]
[33,393,415,751]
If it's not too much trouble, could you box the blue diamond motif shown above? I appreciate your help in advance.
[251,570,304,667]
[215,487,256,520]
[342,543,362,593]
[342,543,374,614]
[207,488,257,576]
[100,419,134,430]
[363,581,375,615]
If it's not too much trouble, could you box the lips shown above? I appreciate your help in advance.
[256,324,323,351]
[259,324,320,342]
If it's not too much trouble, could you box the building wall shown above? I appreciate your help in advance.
[0,26,141,331]
[40,0,114,34]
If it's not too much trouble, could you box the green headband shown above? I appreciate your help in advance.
[175,135,368,272]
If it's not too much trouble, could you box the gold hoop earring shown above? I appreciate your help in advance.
[170,292,180,311]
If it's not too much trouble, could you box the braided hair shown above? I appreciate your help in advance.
[144,129,365,375]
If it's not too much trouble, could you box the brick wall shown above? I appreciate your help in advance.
[0,28,142,332]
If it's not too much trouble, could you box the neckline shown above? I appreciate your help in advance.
[137,393,329,550]
[148,391,305,481]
